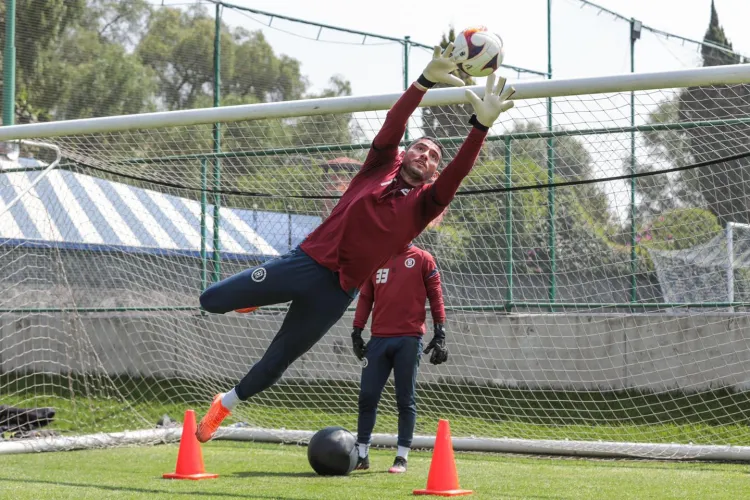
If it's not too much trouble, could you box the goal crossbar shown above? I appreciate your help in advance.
[1,64,750,141]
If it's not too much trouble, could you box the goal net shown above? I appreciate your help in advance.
[3,65,750,459]
[648,223,750,306]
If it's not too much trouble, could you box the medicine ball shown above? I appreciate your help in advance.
[307,426,358,476]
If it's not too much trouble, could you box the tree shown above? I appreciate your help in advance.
[634,2,750,226]
[137,6,229,111]
[292,76,356,147]
[701,0,742,67]
[0,0,86,80]
[49,30,156,120]
[225,27,307,103]
[0,0,86,122]
[77,0,152,47]
[678,0,750,225]
[490,121,593,180]
[631,98,703,224]
[137,7,308,111]
[1,0,159,122]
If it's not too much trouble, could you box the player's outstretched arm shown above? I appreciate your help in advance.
[429,74,516,206]
[364,44,464,170]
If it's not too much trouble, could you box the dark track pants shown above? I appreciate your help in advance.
[357,335,422,448]
[199,247,356,400]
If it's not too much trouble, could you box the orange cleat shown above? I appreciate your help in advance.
[196,394,231,443]
[234,307,258,314]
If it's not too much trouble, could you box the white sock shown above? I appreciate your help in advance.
[358,442,370,458]
[397,446,410,460]
[221,388,240,411]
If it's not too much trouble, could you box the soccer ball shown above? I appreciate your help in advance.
[451,26,504,78]
[307,426,358,476]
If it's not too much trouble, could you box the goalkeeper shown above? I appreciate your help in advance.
[351,243,447,474]
[196,43,515,442]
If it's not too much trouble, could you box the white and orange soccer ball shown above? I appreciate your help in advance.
[450,26,504,78]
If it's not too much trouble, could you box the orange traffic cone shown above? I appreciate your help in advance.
[163,409,219,480]
[413,419,472,497]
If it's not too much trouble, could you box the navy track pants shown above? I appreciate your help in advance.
[200,247,356,400]
[357,335,422,448]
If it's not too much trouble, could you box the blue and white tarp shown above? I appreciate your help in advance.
[0,168,321,260]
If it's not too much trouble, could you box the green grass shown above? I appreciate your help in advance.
[4,373,750,446]
[1,441,749,499]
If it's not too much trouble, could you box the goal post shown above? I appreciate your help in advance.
[726,222,750,310]
[3,63,750,460]
[648,221,750,313]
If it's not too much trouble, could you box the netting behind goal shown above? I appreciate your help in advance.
[648,223,750,305]
[3,66,750,459]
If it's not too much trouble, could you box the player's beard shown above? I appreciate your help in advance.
[402,159,429,186]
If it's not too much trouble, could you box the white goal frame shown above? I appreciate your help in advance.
[1,64,750,142]
[3,63,750,461]
[727,222,750,310]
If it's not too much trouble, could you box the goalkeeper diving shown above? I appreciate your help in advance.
[196,43,515,442]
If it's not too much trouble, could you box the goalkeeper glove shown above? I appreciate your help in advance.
[419,43,465,88]
[423,324,448,365]
[465,73,516,129]
[351,327,367,361]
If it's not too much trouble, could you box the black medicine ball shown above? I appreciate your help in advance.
[307,426,358,476]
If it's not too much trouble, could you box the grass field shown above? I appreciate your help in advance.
[5,373,750,446]
[1,441,749,499]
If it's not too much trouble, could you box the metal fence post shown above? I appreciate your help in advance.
[547,0,556,310]
[2,0,16,125]
[212,2,222,284]
[403,35,411,142]
[630,18,641,303]
[505,136,513,309]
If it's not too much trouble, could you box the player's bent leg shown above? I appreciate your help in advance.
[390,336,421,472]
[233,280,354,400]
[197,249,352,440]
[199,249,307,314]
[356,337,392,466]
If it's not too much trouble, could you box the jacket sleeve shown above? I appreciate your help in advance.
[353,277,375,329]
[423,253,446,325]
[360,84,427,174]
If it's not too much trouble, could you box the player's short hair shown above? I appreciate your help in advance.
[406,136,446,167]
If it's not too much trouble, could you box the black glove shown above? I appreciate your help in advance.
[423,323,448,365]
[351,327,367,361]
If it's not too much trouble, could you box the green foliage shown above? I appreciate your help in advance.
[638,4,750,229]
[419,152,626,276]
[637,208,721,251]
[290,76,355,147]
[136,7,308,111]
[491,121,594,180]
[6,1,350,130]
[0,0,86,82]
[2,0,356,201]
[235,164,329,215]
[51,30,157,120]
[77,0,152,46]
